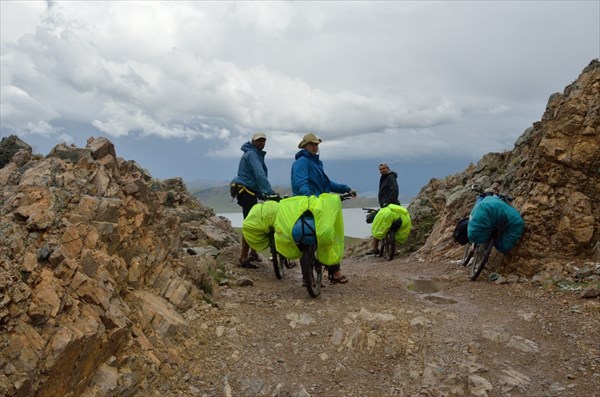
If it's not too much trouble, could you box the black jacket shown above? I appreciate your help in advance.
[378,171,400,207]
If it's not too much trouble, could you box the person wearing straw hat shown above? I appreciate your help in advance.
[291,133,357,284]
[231,132,276,269]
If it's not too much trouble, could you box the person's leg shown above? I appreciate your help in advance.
[237,191,259,268]
[328,264,348,284]
[366,238,380,255]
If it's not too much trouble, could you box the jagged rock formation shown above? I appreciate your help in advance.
[0,136,239,396]
[409,59,600,276]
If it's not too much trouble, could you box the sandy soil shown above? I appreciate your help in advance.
[141,252,600,397]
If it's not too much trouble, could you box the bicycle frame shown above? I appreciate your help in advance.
[461,185,512,281]
[263,194,290,279]
[298,193,353,297]
[469,229,498,281]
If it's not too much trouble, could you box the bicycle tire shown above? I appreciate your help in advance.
[270,235,284,279]
[460,244,474,267]
[278,253,290,271]
[382,230,395,261]
[469,238,494,281]
[301,244,322,298]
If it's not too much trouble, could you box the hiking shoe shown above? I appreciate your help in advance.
[238,259,258,269]
[365,248,380,255]
[248,252,262,262]
[285,261,297,269]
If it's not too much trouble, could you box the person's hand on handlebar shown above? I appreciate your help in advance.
[348,189,357,198]
[264,193,281,201]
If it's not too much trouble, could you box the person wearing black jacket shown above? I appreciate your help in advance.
[378,163,400,208]
[367,163,401,255]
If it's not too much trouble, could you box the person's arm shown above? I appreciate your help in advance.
[329,179,351,194]
[248,152,274,195]
[389,174,399,204]
[291,158,312,196]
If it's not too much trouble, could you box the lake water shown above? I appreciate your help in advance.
[217,207,373,239]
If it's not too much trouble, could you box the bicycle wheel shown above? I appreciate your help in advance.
[300,244,322,298]
[278,253,290,271]
[469,238,494,281]
[381,230,395,261]
[460,244,474,267]
[271,236,284,279]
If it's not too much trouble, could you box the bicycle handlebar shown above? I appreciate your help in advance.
[264,192,353,202]
[262,193,288,202]
[340,192,355,201]
[470,184,513,203]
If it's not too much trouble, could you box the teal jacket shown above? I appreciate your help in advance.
[291,149,350,197]
[232,141,274,196]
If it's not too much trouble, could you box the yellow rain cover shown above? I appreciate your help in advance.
[309,193,345,266]
[274,194,344,265]
[274,196,309,259]
[242,200,279,251]
[371,204,412,243]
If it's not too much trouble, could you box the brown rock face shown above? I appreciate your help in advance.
[409,59,600,275]
[0,137,239,396]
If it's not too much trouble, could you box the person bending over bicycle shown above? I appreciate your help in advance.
[291,133,357,284]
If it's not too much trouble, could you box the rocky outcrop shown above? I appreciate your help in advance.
[0,135,32,168]
[409,59,600,277]
[0,137,239,396]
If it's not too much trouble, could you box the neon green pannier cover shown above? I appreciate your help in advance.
[242,200,279,251]
[274,193,344,266]
[371,204,412,243]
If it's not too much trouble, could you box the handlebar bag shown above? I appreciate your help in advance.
[242,200,279,251]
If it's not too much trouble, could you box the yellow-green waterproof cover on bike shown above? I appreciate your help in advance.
[242,200,279,251]
[371,204,412,243]
[274,193,344,266]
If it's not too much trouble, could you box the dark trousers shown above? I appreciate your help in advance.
[237,190,258,218]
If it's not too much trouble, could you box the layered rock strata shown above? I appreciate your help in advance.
[0,136,239,396]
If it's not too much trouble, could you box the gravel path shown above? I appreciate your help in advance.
[141,252,600,397]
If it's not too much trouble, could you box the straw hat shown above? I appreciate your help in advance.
[298,133,322,149]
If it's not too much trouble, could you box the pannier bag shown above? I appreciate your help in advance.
[274,193,344,265]
[371,204,412,243]
[452,217,470,245]
[242,200,279,251]
[468,196,524,253]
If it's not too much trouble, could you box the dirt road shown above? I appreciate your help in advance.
[142,253,600,397]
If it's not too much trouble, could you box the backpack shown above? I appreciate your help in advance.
[452,217,470,245]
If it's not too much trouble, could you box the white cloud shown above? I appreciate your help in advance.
[1,1,598,167]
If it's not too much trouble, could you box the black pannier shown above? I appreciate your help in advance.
[452,217,470,245]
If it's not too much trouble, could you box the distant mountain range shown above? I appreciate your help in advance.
[187,181,389,213]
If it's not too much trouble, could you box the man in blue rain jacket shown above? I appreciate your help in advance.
[291,133,356,283]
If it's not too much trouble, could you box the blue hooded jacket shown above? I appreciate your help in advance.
[291,149,350,197]
[232,141,274,196]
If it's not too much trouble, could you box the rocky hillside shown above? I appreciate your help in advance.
[0,59,598,397]
[0,137,239,396]
[408,59,599,277]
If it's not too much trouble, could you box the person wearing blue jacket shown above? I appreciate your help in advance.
[291,133,356,284]
[231,132,275,268]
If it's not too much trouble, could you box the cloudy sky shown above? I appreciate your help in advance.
[1,1,598,197]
